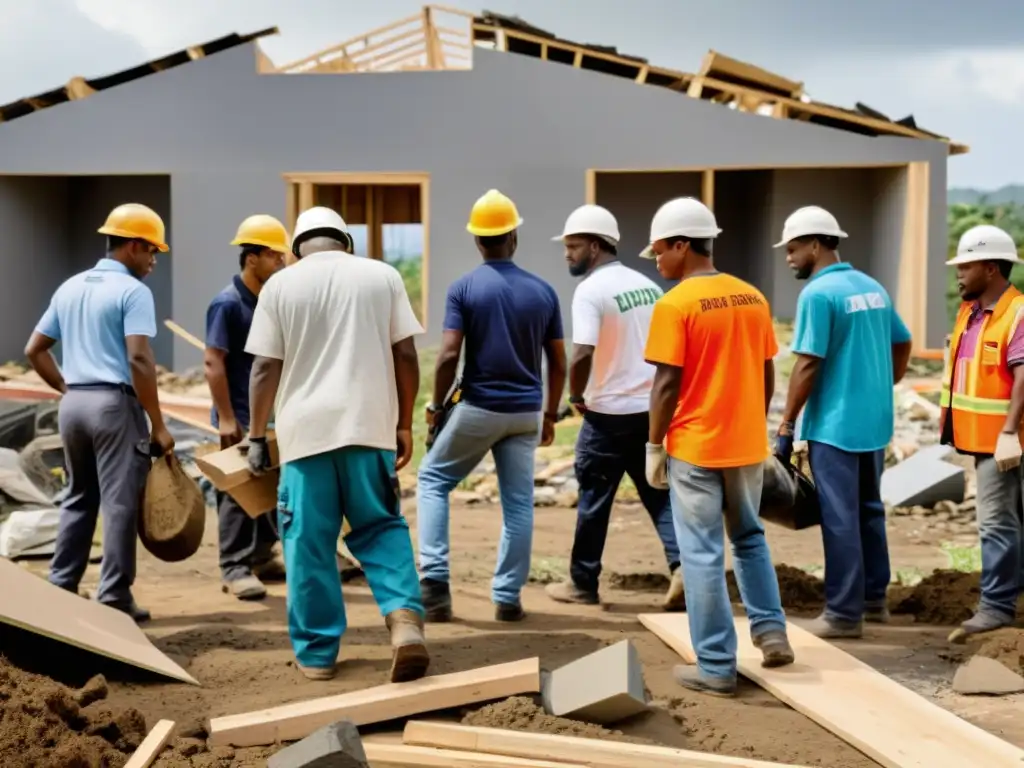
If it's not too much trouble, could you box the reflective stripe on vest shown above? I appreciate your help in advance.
[939,285,1024,453]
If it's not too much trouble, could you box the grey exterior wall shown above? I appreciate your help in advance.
[0,175,173,366]
[0,43,950,369]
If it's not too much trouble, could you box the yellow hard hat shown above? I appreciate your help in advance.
[97,203,169,252]
[231,214,290,253]
[466,189,523,237]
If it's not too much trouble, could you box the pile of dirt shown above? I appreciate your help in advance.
[462,696,654,744]
[0,658,147,768]
[968,628,1024,676]
[891,569,980,625]
[608,564,826,614]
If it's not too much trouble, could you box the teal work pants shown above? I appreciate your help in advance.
[277,445,423,669]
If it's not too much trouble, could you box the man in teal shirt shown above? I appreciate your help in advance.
[773,206,913,638]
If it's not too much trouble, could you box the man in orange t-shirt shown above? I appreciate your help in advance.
[641,197,794,698]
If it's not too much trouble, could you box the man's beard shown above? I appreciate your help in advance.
[568,258,592,277]
[959,286,980,301]
[794,265,812,280]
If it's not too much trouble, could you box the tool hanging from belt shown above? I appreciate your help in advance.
[426,379,461,449]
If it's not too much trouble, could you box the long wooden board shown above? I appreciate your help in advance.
[207,657,541,748]
[403,722,810,768]
[0,558,198,685]
[364,741,587,767]
[639,613,1024,768]
[124,720,175,768]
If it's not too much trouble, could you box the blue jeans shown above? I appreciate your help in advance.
[277,446,423,669]
[667,457,787,682]
[572,413,679,592]
[973,455,1024,620]
[807,442,890,623]
[417,402,540,605]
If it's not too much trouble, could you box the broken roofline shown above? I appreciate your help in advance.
[0,5,967,154]
[275,5,967,154]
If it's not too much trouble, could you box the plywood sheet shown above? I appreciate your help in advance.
[208,657,540,748]
[403,721,810,768]
[0,558,197,685]
[639,613,1024,768]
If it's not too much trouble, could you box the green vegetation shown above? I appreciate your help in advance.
[940,541,983,573]
[389,256,424,323]
[946,201,1024,322]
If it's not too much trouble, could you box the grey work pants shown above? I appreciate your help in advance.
[974,456,1024,620]
[217,490,278,581]
[49,387,150,607]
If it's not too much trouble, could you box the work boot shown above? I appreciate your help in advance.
[864,602,890,624]
[545,580,599,605]
[947,609,1013,644]
[673,665,736,698]
[753,629,796,668]
[420,578,453,622]
[252,555,286,583]
[297,664,336,681]
[222,574,267,601]
[663,567,685,612]
[495,601,526,622]
[805,613,862,639]
[102,600,151,625]
[385,609,430,683]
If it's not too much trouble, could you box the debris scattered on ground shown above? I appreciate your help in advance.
[966,628,1024,677]
[892,569,982,625]
[0,657,146,767]
[952,655,1024,696]
[461,696,653,743]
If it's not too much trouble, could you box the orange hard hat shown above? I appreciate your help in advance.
[231,214,290,253]
[466,189,522,237]
[97,203,169,252]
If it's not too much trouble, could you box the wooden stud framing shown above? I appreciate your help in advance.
[897,161,930,351]
[65,76,95,100]
[701,170,715,212]
[283,172,431,328]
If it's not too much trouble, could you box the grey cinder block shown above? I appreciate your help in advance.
[267,718,368,768]
[881,446,964,508]
[541,639,648,724]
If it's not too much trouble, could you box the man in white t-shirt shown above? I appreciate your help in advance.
[244,206,428,683]
[545,205,684,609]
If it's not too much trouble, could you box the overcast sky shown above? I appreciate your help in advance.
[1,0,1021,190]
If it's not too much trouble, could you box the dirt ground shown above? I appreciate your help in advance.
[7,500,1024,768]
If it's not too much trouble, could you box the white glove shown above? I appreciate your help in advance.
[645,442,668,490]
[994,431,1023,472]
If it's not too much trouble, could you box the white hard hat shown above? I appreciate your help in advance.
[293,206,350,245]
[552,204,620,246]
[946,224,1020,266]
[774,206,847,248]
[639,197,721,259]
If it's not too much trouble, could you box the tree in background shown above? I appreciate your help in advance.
[946,201,1024,321]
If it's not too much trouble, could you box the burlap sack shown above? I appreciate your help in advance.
[140,453,205,562]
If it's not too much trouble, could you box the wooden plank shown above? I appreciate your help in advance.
[364,742,586,768]
[207,657,541,748]
[701,170,715,212]
[164,319,203,350]
[639,613,1024,768]
[403,722,811,768]
[125,720,175,768]
[897,161,930,352]
[698,50,803,98]
[0,558,198,685]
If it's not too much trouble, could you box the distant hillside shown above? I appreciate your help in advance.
[948,185,1024,205]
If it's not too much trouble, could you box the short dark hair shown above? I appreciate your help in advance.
[997,260,1013,280]
[478,232,511,249]
[664,235,712,257]
[239,244,263,269]
[581,234,617,257]
[794,234,840,251]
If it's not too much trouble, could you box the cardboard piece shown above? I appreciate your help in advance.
[0,557,198,685]
[193,434,279,519]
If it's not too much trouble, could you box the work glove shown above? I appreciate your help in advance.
[994,431,1023,472]
[774,432,794,466]
[645,442,668,490]
[246,436,272,477]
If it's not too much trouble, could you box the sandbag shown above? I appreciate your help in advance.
[760,455,821,530]
[140,452,205,562]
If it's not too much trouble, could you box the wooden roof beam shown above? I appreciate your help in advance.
[65,76,96,100]
[279,12,422,72]
[699,49,803,98]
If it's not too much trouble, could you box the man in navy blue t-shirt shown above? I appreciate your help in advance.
[417,189,567,623]
[205,215,288,600]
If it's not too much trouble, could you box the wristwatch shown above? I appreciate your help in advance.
[568,395,585,405]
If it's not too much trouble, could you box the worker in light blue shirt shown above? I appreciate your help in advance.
[24,203,176,624]
[773,206,913,639]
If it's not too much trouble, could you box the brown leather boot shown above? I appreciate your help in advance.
[385,609,430,683]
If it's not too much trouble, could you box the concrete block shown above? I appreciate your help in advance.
[541,640,648,724]
[953,656,1024,696]
[268,718,367,768]
[881,446,964,508]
